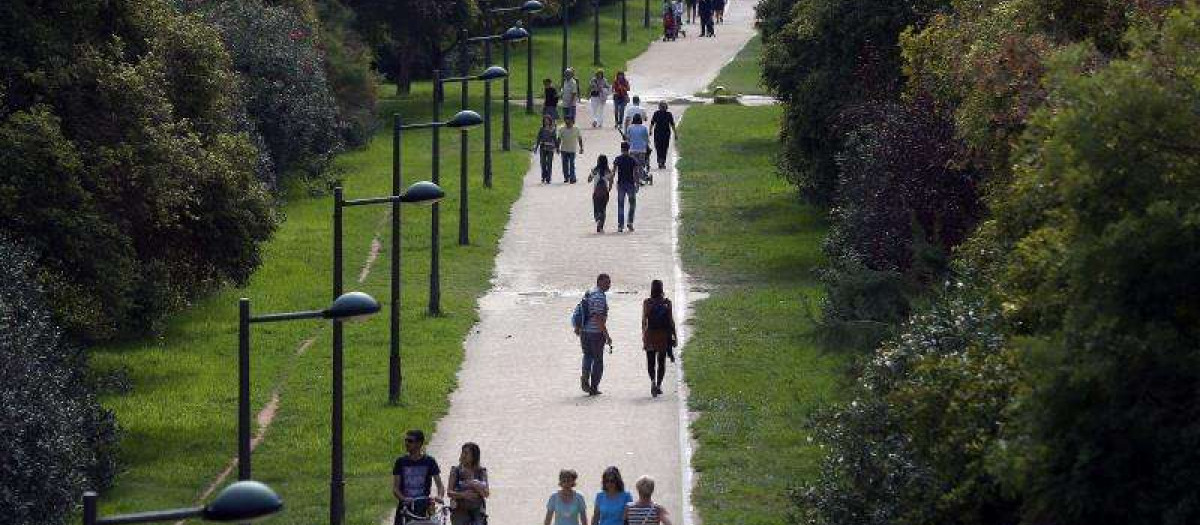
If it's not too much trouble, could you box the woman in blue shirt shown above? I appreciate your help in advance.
[591,466,633,525]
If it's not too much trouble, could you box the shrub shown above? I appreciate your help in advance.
[0,238,119,525]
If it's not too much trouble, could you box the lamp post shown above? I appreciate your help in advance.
[83,481,283,525]
[561,0,569,78]
[622,0,628,43]
[482,1,543,114]
[644,0,650,28]
[593,0,601,65]
[331,181,444,525]
[394,110,484,318]
[466,27,529,188]
[237,292,381,488]
[438,64,508,245]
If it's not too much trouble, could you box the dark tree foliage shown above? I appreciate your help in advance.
[977,9,1200,523]
[760,0,948,205]
[0,0,276,342]
[820,99,980,341]
[349,0,474,93]
[0,238,119,525]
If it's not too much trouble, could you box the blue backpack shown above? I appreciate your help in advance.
[571,294,591,330]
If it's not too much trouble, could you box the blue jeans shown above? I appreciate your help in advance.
[614,100,628,127]
[563,104,577,121]
[561,152,577,182]
[617,183,637,227]
[539,149,554,182]
[580,332,606,390]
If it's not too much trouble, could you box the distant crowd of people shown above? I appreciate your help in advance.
[394,432,674,525]
[534,68,678,234]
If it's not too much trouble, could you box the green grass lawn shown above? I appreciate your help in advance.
[90,5,661,524]
[700,34,766,96]
[677,104,851,524]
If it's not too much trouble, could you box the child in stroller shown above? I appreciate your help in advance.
[663,2,685,41]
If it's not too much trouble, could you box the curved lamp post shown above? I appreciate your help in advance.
[481,0,543,114]
[438,61,508,246]
[83,481,283,525]
[393,110,481,319]
[236,292,381,486]
[330,181,443,525]
[466,26,528,184]
[593,0,601,65]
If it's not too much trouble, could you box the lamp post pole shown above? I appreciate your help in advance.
[526,20,535,114]
[431,70,442,315]
[330,188,345,525]
[593,0,601,65]
[237,299,250,481]
[483,38,494,188]
[644,0,650,28]
[459,31,472,245]
[561,2,569,78]
[502,43,512,151]
[622,0,628,43]
[389,114,403,403]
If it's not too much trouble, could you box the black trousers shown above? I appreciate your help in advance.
[654,135,670,166]
[645,350,667,386]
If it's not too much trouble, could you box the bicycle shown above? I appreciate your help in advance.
[397,496,451,525]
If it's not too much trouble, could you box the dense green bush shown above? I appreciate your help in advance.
[0,238,119,525]
[200,0,344,185]
[318,0,379,146]
[0,0,277,342]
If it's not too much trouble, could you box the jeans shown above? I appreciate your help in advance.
[617,183,637,227]
[580,332,606,390]
[539,149,554,182]
[563,103,577,121]
[542,105,559,123]
[593,193,609,229]
[561,152,577,182]
[646,350,667,386]
[614,100,628,127]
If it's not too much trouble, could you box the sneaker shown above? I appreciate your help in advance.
[581,375,590,394]
[651,385,659,397]
[628,225,635,232]
[618,226,624,232]
[590,388,602,396]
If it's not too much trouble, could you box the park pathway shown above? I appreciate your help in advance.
[398,4,757,524]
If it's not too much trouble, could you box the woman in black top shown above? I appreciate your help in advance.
[542,78,560,123]
[588,155,615,233]
[649,103,677,170]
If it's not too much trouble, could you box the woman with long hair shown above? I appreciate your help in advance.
[588,155,615,233]
[447,442,489,525]
[589,70,611,128]
[534,115,559,184]
[641,280,677,397]
[591,467,632,525]
[612,72,631,130]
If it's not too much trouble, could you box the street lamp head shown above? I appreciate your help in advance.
[401,181,446,205]
[201,481,283,522]
[324,292,381,322]
[445,110,485,129]
[502,26,530,42]
[521,0,545,13]
[477,66,509,81]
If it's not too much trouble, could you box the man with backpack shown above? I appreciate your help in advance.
[573,273,612,395]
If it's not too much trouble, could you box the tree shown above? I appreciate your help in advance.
[0,0,276,342]
[0,238,119,525]
[350,0,474,94]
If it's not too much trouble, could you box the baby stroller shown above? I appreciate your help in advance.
[663,10,679,41]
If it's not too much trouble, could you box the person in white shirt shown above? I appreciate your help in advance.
[588,70,612,128]
[561,68,581,122]
[622,96,647,130]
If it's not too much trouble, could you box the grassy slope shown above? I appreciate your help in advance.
[91,5,660,524]
[700,34,765,96]
[678,72,850,525]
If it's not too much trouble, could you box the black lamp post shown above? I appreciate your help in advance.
[622,0,628,43]
[237,292,381,487]
[593,0,601,65]
[466,26,528,187]
[561,1,569,78]
[394,110,483,318]
[438,63,508,246]
[331,181,443,525]
[481,1,543,114]
[83,481,283,525]
[644,0,650,28]
[388,110,481,391]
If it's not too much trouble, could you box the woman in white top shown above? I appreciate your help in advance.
[588,70,612,128]
[624,475,673,525]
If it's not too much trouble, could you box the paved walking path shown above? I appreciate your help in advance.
[397,4,757,524]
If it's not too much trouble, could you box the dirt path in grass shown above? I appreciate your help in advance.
[395,5,757,524]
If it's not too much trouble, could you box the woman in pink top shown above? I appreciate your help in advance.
[612,72,631,130]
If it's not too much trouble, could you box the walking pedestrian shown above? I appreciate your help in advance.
[447,443,489,525]
[626,114,651,183]
[672,0,686,36]
[612,72,631,129]
[613,142,639,232]
[715,0,725,24]
[591,467,633,525]
[623,476,673,525]
[534,115,559,184]
[589,70,611,128]
[698,0,714,37]
[685,0,697,24]
[649,102,677,170]
[622,96,647,130]
[557,117,585,184]
[392,430,445,525]
[543,78,560,123]
[544,469,588,525]
[575,273,612,395]
[588,155,615,233]
[641,280,677,397]
[562,68,581,122]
